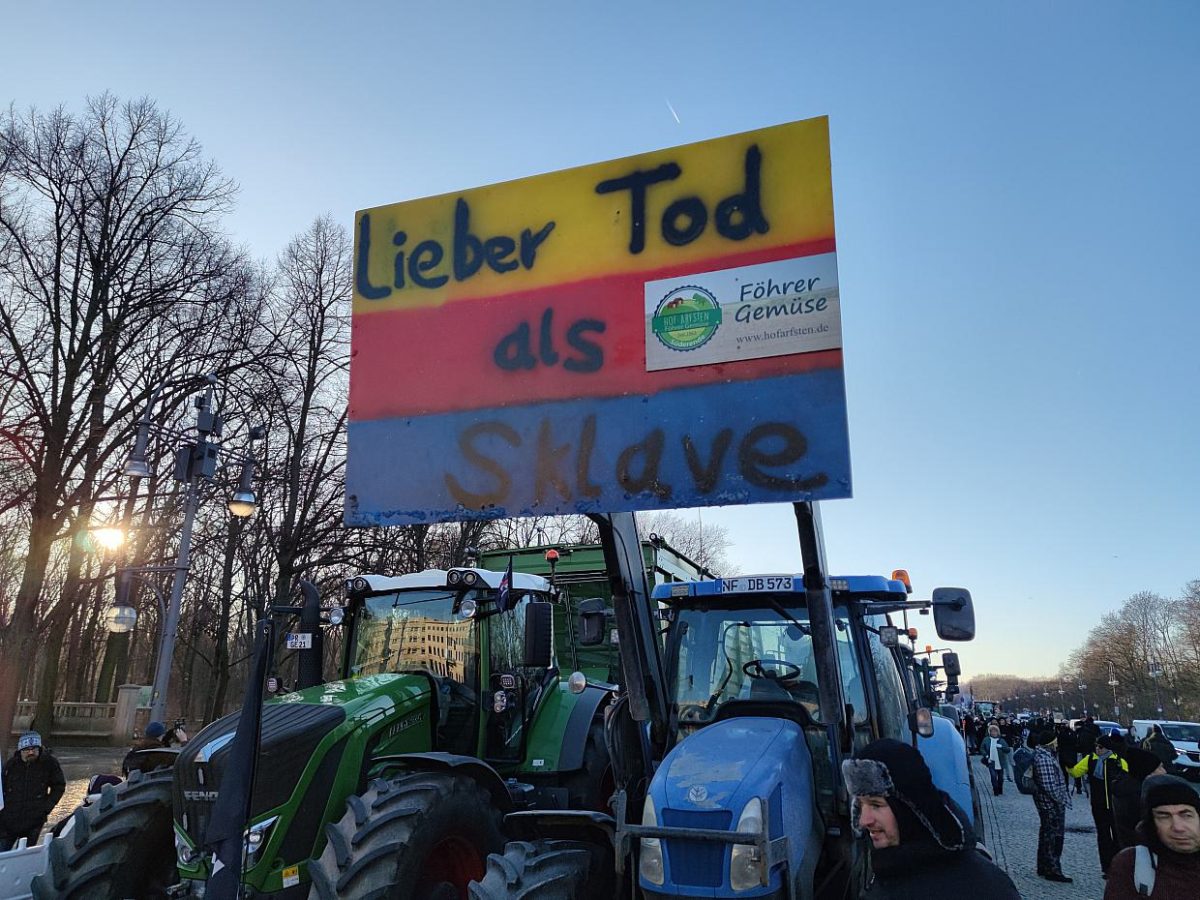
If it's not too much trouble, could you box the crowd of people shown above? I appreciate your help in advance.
[956,711,1199,896]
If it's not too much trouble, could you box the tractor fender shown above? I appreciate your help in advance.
[368,752,513,812]
[556,684,613,772]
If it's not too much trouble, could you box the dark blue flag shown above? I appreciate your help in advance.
[497,556,514,612]
[203,618,271,899]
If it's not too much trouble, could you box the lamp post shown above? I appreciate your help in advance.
[1108,661,1120,720]
[123,376,260,724]
[1149,660,1165,717]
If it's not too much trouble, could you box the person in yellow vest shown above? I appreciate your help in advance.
[1069,733,1131,876]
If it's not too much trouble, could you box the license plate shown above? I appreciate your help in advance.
[720,576,796,593]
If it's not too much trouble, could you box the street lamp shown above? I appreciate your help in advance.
[105,605,138,634]
[1108,660,1121,719]
[124,376,262,723]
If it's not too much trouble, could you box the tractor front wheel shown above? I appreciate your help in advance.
[308,771,505,900]
[469,840,600,900]
[31,767,178,900]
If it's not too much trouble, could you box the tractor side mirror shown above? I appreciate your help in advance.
[932,588,976,641]
[942,651,962,678]
[576,598,607,647]
[523,601,554,668]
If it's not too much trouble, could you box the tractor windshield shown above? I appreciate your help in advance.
[668,599,868,728]
[350,589,482,682]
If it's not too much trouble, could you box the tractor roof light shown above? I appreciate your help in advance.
[907,627,919,640]
[447,570,462,585]
[891,569,913,593]
[544,548,560,563]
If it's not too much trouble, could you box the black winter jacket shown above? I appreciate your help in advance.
[865,838,1021,900]
[0,750,66,833]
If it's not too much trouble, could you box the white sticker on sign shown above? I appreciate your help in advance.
[285,632,313,650]
[644,253,841,371]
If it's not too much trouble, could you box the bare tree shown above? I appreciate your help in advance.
[636,509,730,573]
[0,95,255,748]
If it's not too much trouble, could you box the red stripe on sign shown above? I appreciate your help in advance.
[350,237,839,421]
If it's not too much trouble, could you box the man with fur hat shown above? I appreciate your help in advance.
[1030,727,1075,882]
[1103,774,1200,899]
[842,738,1019,898]
[0,732,65,850]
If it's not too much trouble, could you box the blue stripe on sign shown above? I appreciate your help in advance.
[345,370,851,526]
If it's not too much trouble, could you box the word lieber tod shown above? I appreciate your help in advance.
[355,144,773,299]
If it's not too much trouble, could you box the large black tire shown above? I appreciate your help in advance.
[468,841,596,900]
[31,767,178,900]
[308,771,505,900]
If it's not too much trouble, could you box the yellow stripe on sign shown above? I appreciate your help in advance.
[353,116,835,314]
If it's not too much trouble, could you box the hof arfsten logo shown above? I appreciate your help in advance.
[651,285,722,352]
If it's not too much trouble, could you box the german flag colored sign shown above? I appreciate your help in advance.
[347,116,850,526]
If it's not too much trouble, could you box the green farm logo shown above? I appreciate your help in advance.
[652,285,722,352]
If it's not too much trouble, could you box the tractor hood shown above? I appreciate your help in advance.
[644,716,819,895]
[272,672,433,725]
[658,717,793,812]
[174,672,433,848]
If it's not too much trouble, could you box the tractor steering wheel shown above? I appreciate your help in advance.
[742,658,802,683]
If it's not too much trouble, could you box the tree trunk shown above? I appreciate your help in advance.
[0,512,57,753]
[30,610,73,734]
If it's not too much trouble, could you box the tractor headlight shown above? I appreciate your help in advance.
[639,795,665,886]
[462,569,479,586]
[175,827,201,866]
[244,815,278,862]
[729,797,765,891]
[447,569,462,585]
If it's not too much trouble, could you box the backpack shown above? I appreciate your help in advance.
[1019,763,1036,794]
[1134,844,1157,896]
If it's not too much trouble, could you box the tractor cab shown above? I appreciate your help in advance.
[340,568,559,763]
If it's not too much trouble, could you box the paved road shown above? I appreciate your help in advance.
[974,757,1106,900]
[44,745,126,828]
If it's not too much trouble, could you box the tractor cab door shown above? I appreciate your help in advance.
[484,596,555,764]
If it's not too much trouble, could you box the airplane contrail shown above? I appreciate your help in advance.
[665,98,681,124]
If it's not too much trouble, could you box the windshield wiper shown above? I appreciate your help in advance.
[767,598,810,637]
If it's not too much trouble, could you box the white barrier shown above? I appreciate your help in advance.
[0,817,74,900]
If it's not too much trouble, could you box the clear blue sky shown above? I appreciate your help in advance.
[5,2,1197,678]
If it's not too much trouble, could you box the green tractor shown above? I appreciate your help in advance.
[34,565,616,899]
[480,534,716,685]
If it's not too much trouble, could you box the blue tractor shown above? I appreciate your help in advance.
[470,505,977,900]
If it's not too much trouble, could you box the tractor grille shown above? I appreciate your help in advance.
[173,704,346,844]
[661,808,733,888]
